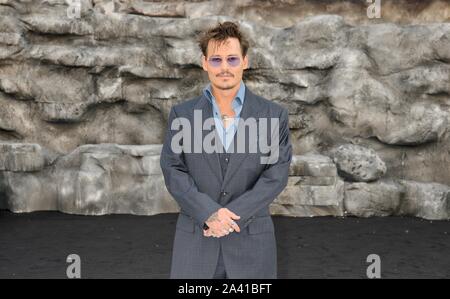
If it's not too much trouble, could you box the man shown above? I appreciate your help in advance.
[160,21,292,279]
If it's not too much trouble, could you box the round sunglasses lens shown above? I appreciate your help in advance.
[209,57,222,67]
[227,57,240,66]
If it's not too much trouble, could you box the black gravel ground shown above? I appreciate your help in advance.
[0,210,448,279]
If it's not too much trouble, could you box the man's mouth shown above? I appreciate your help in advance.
[218,74,233,77]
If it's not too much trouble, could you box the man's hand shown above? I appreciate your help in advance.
[204,208,241,238]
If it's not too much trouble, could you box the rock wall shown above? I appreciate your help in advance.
[0,0,449,219]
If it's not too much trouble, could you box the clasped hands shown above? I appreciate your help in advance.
[203,208,241,238]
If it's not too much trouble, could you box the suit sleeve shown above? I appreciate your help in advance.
[160,106,222,229]
[224,107,292,229]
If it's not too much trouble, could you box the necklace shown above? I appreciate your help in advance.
[221,114,233,121]
[221,114,235,129]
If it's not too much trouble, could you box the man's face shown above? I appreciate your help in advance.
[201,37,249,91]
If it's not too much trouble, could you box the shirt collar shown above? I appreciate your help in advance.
[203,80,246,105]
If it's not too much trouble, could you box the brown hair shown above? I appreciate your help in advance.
[197,21,249,58]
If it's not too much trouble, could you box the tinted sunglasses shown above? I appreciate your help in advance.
[207,56,241,67]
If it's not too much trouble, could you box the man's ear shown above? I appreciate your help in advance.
[201,55,208,71]
[243,55,249,70]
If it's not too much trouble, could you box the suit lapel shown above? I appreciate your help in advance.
[196,95,224,183]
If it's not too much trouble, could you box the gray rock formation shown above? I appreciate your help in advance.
[272,153,345,217]
[0,143,45,172]
[344,179,450,220]
[329,144,387,182]
[1,143,446,220]
[90,0,449,26]
[0,1,449,220]
[344,179,404,217]
[0,143,180,215]
[55,143,179,215]
[397,180,450,220]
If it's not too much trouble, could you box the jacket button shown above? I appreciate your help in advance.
[221,191,227,196]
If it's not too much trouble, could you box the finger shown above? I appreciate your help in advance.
[214,230,224,237]
[225,209,241,220]
[221,222,236,234]
[219,219,232,231]
[215,230,227,237]
[211,229,221,238]
[227,219,240,232]
[224,219,236,232]
[210,228,221,237]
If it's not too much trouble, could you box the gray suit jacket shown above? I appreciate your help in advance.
[160,85,292,279]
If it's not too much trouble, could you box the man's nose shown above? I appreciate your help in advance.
[220,63,229,72]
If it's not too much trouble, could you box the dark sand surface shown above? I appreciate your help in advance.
[0,211,448,278]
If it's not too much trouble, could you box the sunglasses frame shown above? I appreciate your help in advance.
[207,55,241,68]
